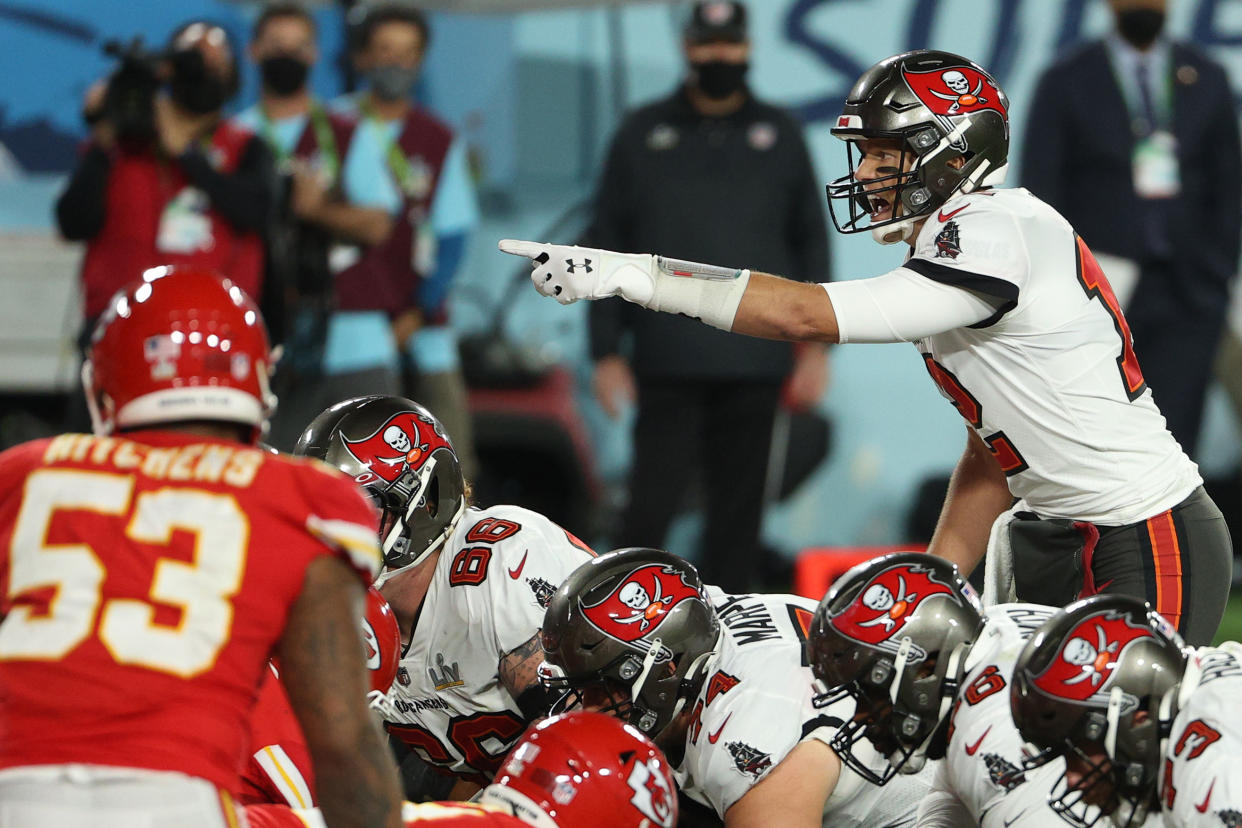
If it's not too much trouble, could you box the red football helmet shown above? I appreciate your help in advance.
[480,711,678,828]
[83,266,275,439]
[362,586,401,704]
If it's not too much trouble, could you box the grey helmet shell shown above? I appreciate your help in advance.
[827,50,1010,243]
[540,548,721,739]
[295,394,466,574]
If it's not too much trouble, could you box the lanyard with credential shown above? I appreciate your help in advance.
[259,102,339,181]
[359,97,417,197]
[1105,46,1174,134]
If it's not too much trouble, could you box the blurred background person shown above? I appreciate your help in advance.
[54,20,273,432]
[1021,0,1241,458]
[586,1,830,593]
[327,4,479,477]
[234,2,394,451]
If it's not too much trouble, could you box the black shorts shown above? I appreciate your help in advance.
[1009,486,1232,646]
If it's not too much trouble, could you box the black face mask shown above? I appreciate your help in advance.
[1117,8,1166,50]
[169,49,229,114]
[692,60,749,100]
[260,54,309,96]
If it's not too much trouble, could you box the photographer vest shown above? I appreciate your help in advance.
[80,122,264,318]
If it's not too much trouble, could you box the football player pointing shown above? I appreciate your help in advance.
[502,49,1232,646]
[1012,595,1242,828]
[540,547,932,827]
[295,395,597,790]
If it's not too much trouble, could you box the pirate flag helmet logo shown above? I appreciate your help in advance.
[341,409,451,486]
[902,64,1008,152]
[581,563,702,650]
[828,560,965,655]
[1029,608,1156,713]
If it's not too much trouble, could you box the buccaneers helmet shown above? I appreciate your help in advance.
[539,548,721,739]
[807,552,984,785]
[362,586,402,708]
[83,266,275,440]
[481,711,678,828]
[827,50,1009,244]
[294,395,466,574]
[1011,596,1187,828]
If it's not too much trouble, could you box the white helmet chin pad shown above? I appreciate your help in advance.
[872,217,919,245]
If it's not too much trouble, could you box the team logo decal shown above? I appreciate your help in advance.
[143,334,181,381]
[580,564,701,647]
[982,753,1026,792]
[726,741,773,780]
[830,563,958,652]
[626,757,675,828]
[361,618,381,670]
[935,220,962,259]
[901,65,1007,150]
[341,410,451,485]
[1217,809,1242,827]
[1031,609,1153,710]
[527,576,556,608]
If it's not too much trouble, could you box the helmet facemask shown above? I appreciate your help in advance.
[371,447,466,576]
[826,129,939,245]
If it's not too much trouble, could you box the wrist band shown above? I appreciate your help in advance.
[647,257,751,331]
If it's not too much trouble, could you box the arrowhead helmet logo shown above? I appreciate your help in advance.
[341,410,452,485]
[829,562,959,651]
[1031,609,1153,710]
[580,564,701,649]
[625,756,675,828]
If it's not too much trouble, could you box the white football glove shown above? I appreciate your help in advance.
[498,239,657,306]
[498,238,752,331]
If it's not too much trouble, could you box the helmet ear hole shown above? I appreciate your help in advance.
[425,476,440,518]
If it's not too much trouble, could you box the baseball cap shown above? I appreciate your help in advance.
[684,1,747,44]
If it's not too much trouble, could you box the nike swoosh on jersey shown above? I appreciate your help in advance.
[964,725,992,756]
[508,550,529,579]
[708,713,733,745]
[938,203,969,222]
[1196,779,1215,813]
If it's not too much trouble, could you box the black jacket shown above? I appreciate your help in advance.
[1021,40,1241,310]
[585,86,829,381]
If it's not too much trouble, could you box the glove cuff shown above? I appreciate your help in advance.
[648,257,751,331]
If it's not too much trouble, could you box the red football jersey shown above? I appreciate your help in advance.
[238,665,315,807]
[0,431,381,791]
[245,802,528,828]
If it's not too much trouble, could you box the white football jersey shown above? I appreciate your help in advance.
[678,588,931,827]
[1158,645,1242,827]
[905,188,1200,524]
[381,504,595,782]
[925,603,1064,827]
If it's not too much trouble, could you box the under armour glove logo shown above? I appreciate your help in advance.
[566,258,594,274]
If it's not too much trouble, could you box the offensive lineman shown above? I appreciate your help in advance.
[0,268,401,828]
[244,712,678,828]
[1012,595,1242,828]
[500,49,1232,645]
[295,395,597,791]
[539,547,931,827]
[807,552,1066,826]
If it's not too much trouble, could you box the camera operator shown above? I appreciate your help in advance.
[55,21,274,378]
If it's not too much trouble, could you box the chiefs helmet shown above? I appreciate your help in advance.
[1011,596,1187,828]
[83,266,274,440]
[827,50,1009,244]
[480,711,678,828]
[539,548,721,739]
[362,586,401,707]
[294,395,465,575]
[807,552,984,785]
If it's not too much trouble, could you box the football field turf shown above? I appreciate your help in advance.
[1213,589,1242,645]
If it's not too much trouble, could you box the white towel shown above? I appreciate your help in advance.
[981,501,1025,607]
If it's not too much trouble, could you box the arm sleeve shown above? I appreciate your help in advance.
[179,134,274,233]
[822,267,1002,344]
[786,127,831,284]
[55,144,112,240]
[1019,67,1069,209]
[583,127,636,360]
